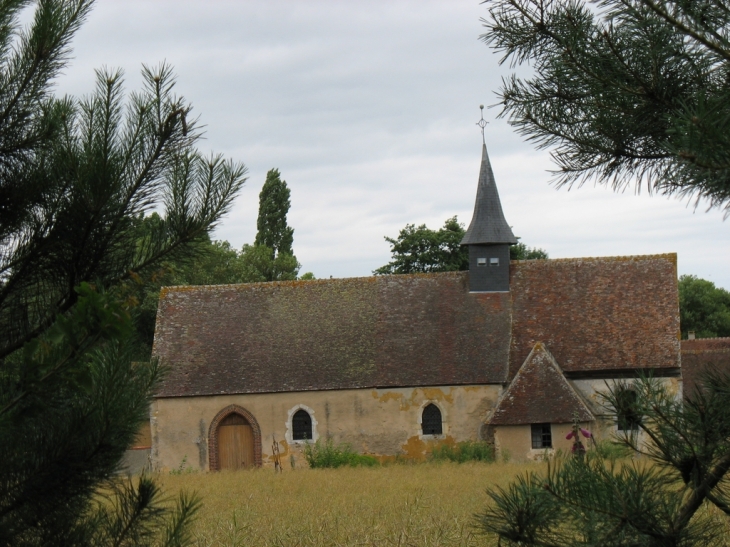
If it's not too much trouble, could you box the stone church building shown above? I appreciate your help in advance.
[148,142,685,471]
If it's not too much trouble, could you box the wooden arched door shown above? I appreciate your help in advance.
[217,413,255,470]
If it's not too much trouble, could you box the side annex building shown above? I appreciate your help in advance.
[149,143,683,471]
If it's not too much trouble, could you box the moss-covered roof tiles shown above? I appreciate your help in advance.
[153,273,512,397]
[153,254,680,398]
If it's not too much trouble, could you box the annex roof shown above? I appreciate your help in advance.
[489,342,594,425]
[681,338,730,398]
[460,144,517,246]
[153,273,512,397]
[509,254,680,379]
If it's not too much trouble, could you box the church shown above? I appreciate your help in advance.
[146,139,687,471]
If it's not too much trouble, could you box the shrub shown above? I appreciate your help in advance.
[303,438,379,469]
[429,441,495,463]
[594,439,633,461]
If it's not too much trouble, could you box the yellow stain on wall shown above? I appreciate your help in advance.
[372,390,403,405]
[400,435,457,461]
[401,436,427,460]
[371,387,455,410]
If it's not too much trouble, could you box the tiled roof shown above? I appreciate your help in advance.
[509,254,680,378]
[489,342,594,425]
[153,254,680,398]
[681,338,730,398]
[153,273,512,397]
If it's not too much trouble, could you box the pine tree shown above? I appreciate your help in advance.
[482,0,730,214]
[0,1,247,544]
[478,373,730,546]
[478,4,730,542]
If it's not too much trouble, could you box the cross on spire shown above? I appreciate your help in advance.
[476,104,488,144]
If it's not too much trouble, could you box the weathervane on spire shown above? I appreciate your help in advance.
[476,104,488,144]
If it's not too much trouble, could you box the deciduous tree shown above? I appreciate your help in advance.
[252,168,298,280]
[374,216,547,274]
[679,275,730,339]
[255,169,294,256]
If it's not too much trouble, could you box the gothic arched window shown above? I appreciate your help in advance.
[422,403,443,435]
[292,409,313,440]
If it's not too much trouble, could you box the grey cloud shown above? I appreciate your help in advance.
[47,0,730,286]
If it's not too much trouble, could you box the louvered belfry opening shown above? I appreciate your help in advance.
[422,404,443,435]
[292,409,313,440]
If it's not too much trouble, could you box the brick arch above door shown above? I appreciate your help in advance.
[208,404,262,470]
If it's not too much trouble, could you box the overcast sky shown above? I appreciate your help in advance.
[52,0,730,288]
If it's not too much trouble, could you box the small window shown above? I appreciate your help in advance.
[531,423,552,449]
[477,257,487,266]
[489,257,499,266]
[616,388,641,431]
[422,404,443,435]
[292,409,313,440]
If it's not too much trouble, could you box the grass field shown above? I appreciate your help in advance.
[160,461,537,547]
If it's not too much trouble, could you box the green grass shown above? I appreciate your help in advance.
[429,440,496,463]
[303,437,380,468]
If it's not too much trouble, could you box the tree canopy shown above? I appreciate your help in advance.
[679,274,730,339]
[250,168,299,281]
[127,214,307,354]
[374,216,547,275]
[0,1,246,543]
[482,0,730,214]
[255,168,294,257]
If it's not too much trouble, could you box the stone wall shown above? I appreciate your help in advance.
[151,384,502,471]
[571,377,681,438]
[494,423,593,462]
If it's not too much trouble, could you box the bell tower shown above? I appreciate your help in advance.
[460,106,516,292]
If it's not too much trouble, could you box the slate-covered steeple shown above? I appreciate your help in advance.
[462,112,516,292]
[461,143,517,247]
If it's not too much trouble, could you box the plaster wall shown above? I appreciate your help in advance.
[151,384,501,471]
[571,377,681,438]
[494,423,592,462]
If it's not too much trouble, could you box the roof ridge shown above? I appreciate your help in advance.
[513,253,677,263]
[159,271,470,295]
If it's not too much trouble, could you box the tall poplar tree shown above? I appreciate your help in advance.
[0,1,247,544]
[251,168,299,281]
[255,168,294,258]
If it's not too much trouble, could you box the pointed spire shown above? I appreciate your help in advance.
[460,142,517,246]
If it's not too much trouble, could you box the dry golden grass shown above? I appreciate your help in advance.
[160,461,538,547]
